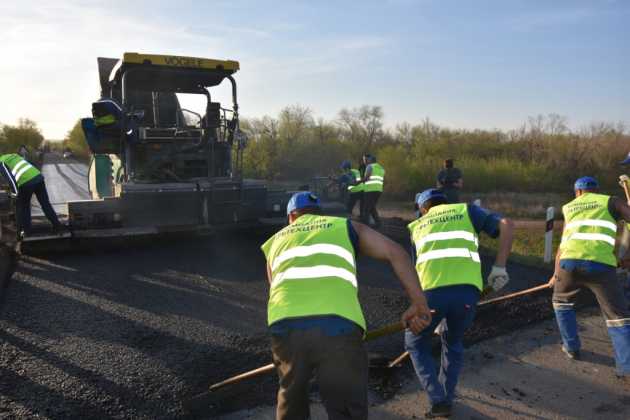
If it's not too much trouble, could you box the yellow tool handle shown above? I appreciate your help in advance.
[477,283,550,307]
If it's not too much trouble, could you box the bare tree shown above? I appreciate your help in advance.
[279,104,313,146]
[337,105,384,153]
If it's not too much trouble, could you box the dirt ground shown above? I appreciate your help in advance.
[221,307,630,420]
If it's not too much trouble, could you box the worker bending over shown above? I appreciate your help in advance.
[361,154,385,228]
[340,160,364,218]
[548,177,630,378]
[261,191,432,420]
[406,188,513,418]
[0,153,62,235]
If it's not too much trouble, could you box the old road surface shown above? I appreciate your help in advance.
[32,153,90,217]
[1,154,551,419]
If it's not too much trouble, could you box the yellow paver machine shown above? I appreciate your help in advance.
[68,52,291,237]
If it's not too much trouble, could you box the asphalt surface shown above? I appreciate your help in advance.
[0,155,552,419]
[33,154,90,217]
[227,307,630,419]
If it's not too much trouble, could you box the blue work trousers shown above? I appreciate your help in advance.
[404,284,479,405]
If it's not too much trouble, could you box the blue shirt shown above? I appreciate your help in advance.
[268,219,361,336]
[467,204,501,238]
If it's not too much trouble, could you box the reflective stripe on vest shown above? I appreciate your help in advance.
[364,163,385,192]
[273,265,357,288]
[0,154,40,187]
[414,230,479,250]
[271,243,355,272]
[416,248,481,264]
[408,203,483,291]
[348,169,363,192]
[560,193,617,266]
[261,214,366,330]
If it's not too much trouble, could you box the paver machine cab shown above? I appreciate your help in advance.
[72,53,280,234]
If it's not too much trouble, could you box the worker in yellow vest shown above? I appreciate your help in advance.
[0,153,62,235]
[548,177,630,377]
[261,191,432,420]
[406,188,514,418]
[361,154,384,228]
[340,160,364,218]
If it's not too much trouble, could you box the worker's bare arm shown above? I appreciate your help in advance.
[614,197,630,223]
[494,218,514,267]
[351,221,432,333]
[352,221,422,299]
[548,234,563,287]
[608,197,630,268]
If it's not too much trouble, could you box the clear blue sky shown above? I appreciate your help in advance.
[0,0,628,139]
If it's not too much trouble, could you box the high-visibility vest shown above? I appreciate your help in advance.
[0,154,41,187]
[363,163,385,193]
[560,193,617,266]
[261,214,366,330]
[348,169,364,193]
[408,203,482,291]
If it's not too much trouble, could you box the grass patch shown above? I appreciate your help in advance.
[480,227,561,268]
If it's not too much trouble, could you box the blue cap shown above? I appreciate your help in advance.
[416,188,447,209]
[574,176,599,190]
[621,152,630,165]
[287,191,321,214]
[340,160,351,170]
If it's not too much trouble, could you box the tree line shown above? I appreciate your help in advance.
[241,106,630,197]
[0,118,45,155]
[5,107,629,199]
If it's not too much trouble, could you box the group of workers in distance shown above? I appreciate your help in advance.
[261,161,630,418]
[338,153,387,229]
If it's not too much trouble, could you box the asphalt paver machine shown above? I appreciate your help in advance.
[68,53,288,236]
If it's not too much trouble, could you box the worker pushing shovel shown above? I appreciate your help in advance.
[405,188,514,418]
[548,176,630,378]
[260,191,432,420]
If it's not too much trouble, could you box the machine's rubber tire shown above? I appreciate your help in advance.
[0,245,17,307]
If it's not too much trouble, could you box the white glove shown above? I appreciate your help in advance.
[487,265,509,292]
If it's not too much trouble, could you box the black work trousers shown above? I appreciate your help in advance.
[347,192,363,218]
[361,191,381,227]
[553,267,630,321]
[271,327,368,420]
[17,176,60,233]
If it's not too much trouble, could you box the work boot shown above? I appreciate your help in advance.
[425,402,452,418]
[561,346,580,360]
